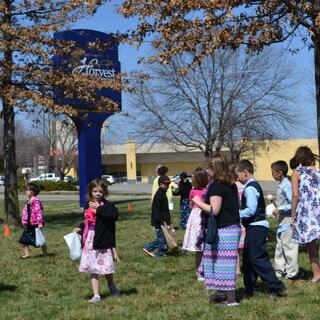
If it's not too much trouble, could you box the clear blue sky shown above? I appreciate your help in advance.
[61,2,318,141]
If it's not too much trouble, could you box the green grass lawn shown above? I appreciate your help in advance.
[0,199,319,320]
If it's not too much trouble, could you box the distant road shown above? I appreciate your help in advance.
[0,181,277,201]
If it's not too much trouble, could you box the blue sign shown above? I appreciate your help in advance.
[53,29,121,111]
[53,29,121,206]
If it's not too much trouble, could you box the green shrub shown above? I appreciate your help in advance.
[18,180,77,191]
[18,179,28,191]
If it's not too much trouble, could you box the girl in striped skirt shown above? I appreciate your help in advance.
[192,154,241,306]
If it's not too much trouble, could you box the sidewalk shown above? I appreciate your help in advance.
[0,181,277,197]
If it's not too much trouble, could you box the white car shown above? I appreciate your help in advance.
[101,175,115,184]
[172,174,192,184]
[30,173,60,182]
[0,176,5,186]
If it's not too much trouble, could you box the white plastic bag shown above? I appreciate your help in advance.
[266,203,276,218]
[63,232,82,261]
[35,228,46,247]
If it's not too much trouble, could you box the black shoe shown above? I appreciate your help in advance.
[243,291,254,299]
[269,287,286,297]
[208,292,227,303]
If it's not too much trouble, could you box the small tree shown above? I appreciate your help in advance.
[0,0,120,225]
[129,48,297,160]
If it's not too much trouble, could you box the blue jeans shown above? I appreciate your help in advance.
[144,228,168,257]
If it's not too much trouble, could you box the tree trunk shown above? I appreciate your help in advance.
[314,34,320,155]
[3,100,20,226]
[2,1,20,226]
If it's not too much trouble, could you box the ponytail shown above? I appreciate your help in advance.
[290,146,319,169]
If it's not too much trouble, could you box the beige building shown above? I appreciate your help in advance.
[244,139,319,180]
[101,139,319,182]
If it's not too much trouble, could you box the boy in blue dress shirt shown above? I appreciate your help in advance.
[271,161,299,279]
[236,160,285,296]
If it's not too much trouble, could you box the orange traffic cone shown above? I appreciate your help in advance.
[4,224,10,237]
[127,203,133,212]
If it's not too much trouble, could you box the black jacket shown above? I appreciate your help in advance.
[173,180,192,202]
[80,199,119,250]
[151,188,171,227]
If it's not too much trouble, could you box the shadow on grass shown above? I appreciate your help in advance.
[36,253,57,259]
[0,283,17,292]
[236,282,287,302]
[85,287,138,300]
[44,199,150,225]
[45,211,83,226]
[113,199,149,205]
[296,267,313,280]
[103,287,138,298]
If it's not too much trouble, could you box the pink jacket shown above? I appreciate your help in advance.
[82,201,105,245]
[22,197,44,226]
[84,207,96,225]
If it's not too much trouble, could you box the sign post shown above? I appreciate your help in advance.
[53,29,121,206]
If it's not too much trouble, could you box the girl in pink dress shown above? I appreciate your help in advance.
[182,168,208,279]
[19,183,47,258]
[74,179,120,303]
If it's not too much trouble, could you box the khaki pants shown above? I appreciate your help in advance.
[274,221,299,278]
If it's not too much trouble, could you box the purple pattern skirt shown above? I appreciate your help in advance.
[198,224,240,291]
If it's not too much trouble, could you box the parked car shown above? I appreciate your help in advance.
[63,176,75,183]
[101,175,115,184]
[29,173,60,182]
[0,176,5,186]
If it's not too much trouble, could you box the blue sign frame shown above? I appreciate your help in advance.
[53,29,121,206]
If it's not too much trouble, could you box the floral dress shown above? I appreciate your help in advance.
[78,204,115,275]
[182,188,207,251]
[292,167,320,244]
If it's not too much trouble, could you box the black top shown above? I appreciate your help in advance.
[80,199,119,250]
[151,188,171,227]
[173,180,192,202]
[206,182,240,228]
[241,180,266,228]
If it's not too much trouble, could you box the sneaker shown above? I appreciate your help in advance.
[220,301,239,307]
[143,248,155,257]
[208,292,227,303]
[88,295,101,304]
[196,272,205,281]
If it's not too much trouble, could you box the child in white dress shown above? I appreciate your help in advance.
[74,179,120,303]
[182,168,208,280]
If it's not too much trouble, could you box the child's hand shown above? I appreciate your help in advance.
[290,217,296,229]
[192,195,201,206]
[89,201,99,210]
[73,227,82,233]
[273,208,279,217]
[112,249,121,263]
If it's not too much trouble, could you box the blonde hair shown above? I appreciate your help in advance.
[207,154,234,186]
